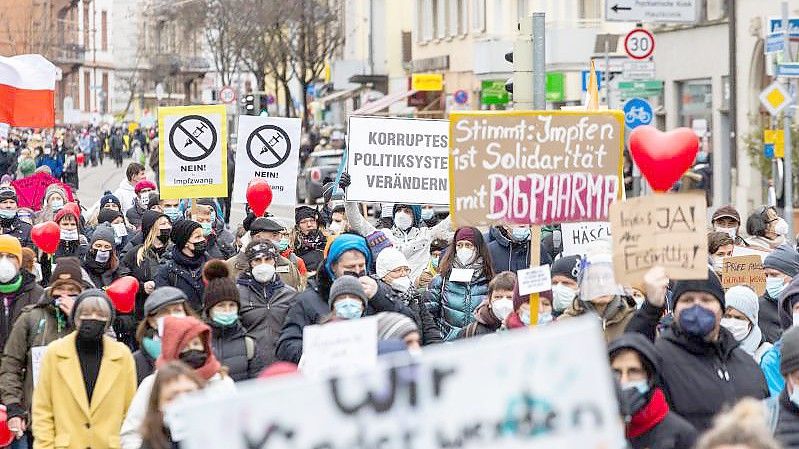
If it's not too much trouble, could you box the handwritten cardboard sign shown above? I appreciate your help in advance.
[561,221,612,256]
[610,192,708,285]
[448,111,624,227]
[721,255,766,295]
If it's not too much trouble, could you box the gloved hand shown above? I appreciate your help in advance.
[338,173,351,191]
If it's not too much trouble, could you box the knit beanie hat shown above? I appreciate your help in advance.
[512,281,552,311]
[295,206,318,225]
[375,247,409,279]
[54,206,79,224]
[134,180,157,194]
[671,269,726,309]
[99,191,121,210]
[328,275,368,307]
[724,286,759,324]
[0,235,22,263]
[454,227,477,244]
[44,184,67,205]
[764,244,799,277]
[97,208,122,225]
[202,260,239,312]
[141,210,167,238]
[70,288,116,326]
[781,326,799,376]
[366,231,393,262]
[0,186,17,202]
[91,223,116,246]
[146,192,161,210]
[49,257,84,290]
[551,255,582,282]
[376,312,418,340]
[324,233,372,278]
[171,219,201,250]
[144,286,187,317]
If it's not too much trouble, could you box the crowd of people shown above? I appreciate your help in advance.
[0,124,796,449]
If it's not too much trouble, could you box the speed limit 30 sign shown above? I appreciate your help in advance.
[624,28,655,60]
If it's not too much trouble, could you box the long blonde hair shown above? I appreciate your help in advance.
[137,216,168,265]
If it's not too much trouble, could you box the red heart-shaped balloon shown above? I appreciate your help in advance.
[246,179,274,217]
[31,221,60,254]
[629,126,700,192]
[0,405,13,446]
[105,276,139,314]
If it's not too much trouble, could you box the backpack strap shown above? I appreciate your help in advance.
[245,335,255,361]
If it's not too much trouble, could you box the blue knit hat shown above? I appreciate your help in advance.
[324,233,372,278]
[99,191,121,210]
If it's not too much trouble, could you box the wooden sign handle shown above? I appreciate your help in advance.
[529,225,541,326]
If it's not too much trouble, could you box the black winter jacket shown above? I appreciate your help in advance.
[777,389,799,449]
[208,320,263,382]
[760,293,782,343]
[153,248,208,312]
[237,273,296,365]
[132,348,155,385]
[486,227,552,273]
[0,218,32,248]
[381,280,442,345]
[629,410,697,449]
[119,244,169,321]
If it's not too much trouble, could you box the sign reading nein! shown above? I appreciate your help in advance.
[449,111,624,227]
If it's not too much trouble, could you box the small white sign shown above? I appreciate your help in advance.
[449,268,475,283]
[606,0,697,23]
[622,61,655,81]
[561,222,612,256]
[517,264,552,296]
[31,345,47,387]
[299,317,377,378]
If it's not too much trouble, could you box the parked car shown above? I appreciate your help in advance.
[296,149,344,204]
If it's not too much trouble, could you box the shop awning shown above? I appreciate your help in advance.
[351,89,417,115]
[317,87,362,106]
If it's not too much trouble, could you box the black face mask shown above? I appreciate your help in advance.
[179,349,208,369]
[619,386,649,419]
[157,229,171,245]
[190,240,207,255]
[77,319,106,341]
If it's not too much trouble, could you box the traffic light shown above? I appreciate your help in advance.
[509,20,533,108]
[253,93,269,116]
[244,94,255,115]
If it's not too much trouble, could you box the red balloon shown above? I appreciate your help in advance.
[629,126,700,193]
[106,276,139,314]
[31,221,60,255]
[246,179,273,217]
[0,405,13,447]
[76,153,85,165]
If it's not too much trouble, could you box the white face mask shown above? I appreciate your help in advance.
[394,212,413,231]
[139,193,150,207]
[456,247,475,265]
[60,229,79,241]
[0,257,18,283]
[111,222,128,237]
[775,218,790,237]
[252,263,275,283]
[714,226,736,239]
[712,257,724,272]
[94,249,110,264]
[491,298,514,322]
[793,312,799,328]
[720,317,750,341]
[551,283,577,312]
[390,276,412,293]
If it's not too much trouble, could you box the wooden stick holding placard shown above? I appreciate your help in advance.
[529,225,541,326]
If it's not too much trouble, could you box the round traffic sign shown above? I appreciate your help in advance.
[246,124,291,169]
[454,89,469,105]
[219,86,236,104]
[168,115,217,162]
[624,28,655,60]
[623,97,653,129]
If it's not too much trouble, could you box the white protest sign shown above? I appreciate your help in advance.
[517,264,552,295]
[561,222,612,256]
[299,317,377,378]
[172,317,622,449]
[31,345,47,387]
[346,116,450,205]
[732,245,769,262]
[158,105,228,199]
[232,116,301,207]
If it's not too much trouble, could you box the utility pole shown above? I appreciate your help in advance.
[532,12,545,109]
[783,1,794,237]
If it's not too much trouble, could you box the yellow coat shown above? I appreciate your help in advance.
[32,333,136,449]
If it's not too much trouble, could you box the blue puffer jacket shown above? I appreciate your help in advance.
[424,272,489,341]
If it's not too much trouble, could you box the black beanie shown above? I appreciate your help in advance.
[171,220,201,250]
[551,255,582,282]
[141,210,166,238]
[671,269,725,308]
[295,206,318,225]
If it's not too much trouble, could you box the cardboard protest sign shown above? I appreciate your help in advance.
[170,317,622,449]
[346,116,450,205]
[561,221,612,256]
[721,255,766,295]
[449,111,624,227]
[299,317,377,378]
[232,116,301,207]
[158,105,228,199]
[610,191,708,285]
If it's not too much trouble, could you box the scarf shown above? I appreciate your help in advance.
[195,353,222,381]
[450,256,485,282]
[738,323,764,358]
[627,388,669,438]
[171,246,204,269]
[474,300,501,328]
[505,311,526,329]
[0,274,22,294]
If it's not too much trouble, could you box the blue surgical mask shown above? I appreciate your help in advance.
[766,276,787,299]
[622,380,650,395]
[141,336,161,359]
[678,304,716,338]
[791,383,799,408]
[200,222,212,236]
[430,256,439,269]
[51,199,64,212]
[163,207,181,221]
[0,209,16,220]
[334,298,363,319]
[276,237,289,252]
[421,209,434,220]
[538,312,553,325]
[212,311,238,327]
[520,310,531,326]
[511,227,531,241]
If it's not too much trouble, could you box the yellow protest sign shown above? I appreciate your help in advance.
[157,105,228,199]
[764,129,785,158]
[412,73,444,91]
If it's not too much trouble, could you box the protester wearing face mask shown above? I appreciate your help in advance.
[226,218,304,290]
[747,206,786,252]
[721,286,772,363]
[126,180,157,229]
[32,290,136,449]
[120,211,173,322]
[160,198,182,224]
[328,205,348,235]
[132,287,195,384]
[457,271,517,338]
[775,326,799,448]
[712,205,749,247]
[503,282,553,329]
[277,233,416,363]
[420,205,439,227]
[339,173,453,283]
[154,220,208,312]
[487,224,553,273]
[424,227,493,340]
[35,184,67,224]
[0,235,41,350]
[708,232,734,275]
[202,261,267,381]
[120,316,235,449]
[52,205,88,260]
[416,238,446,291]
[196,198,236,250]
[139,361,205,449]
[236,240,297,365]
[0,257,83,447]
[760,272,799,397]
[376,247,441,345]
[187,205,235,260]
[292,206,327,272]
[760,244,799,344]
[96,207,131,254]
[0,186,32,248]
[326,275,368,321]
[550,255,581,316]
[82,223,120,289]
[608,333,697,449]
[629,266,768,431]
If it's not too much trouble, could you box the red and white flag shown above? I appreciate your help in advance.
[0,54,56,128]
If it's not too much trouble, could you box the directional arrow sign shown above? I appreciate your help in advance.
[777,63,799,78]
[606,0,697,23]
